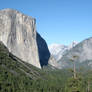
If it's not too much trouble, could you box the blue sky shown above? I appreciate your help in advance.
[0,0,92,45]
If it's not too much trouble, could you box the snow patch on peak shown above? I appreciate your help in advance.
[69,41,78,49]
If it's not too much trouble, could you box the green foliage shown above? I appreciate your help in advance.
[0,42,68,92]
[65,75,85,92]
[0,42,92,92]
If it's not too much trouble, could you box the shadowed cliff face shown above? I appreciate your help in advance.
[0,8,52,68]
[36,33,50,67]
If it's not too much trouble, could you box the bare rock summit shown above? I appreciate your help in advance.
[0,9,50,68]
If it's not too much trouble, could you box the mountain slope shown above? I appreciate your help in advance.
[49,44,68,61]
[0,41,43,79]
[58,37,92,69]
[0,41,44,92]
[49,41,78,61]
[0,41,71,92]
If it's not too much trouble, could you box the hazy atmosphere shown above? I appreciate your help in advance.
[1,0,92,92]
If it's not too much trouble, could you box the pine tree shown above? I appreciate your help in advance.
[86,71,92,92]
[65,55,84,92]
[70,55,78,79]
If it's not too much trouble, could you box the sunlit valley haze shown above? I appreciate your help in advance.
[0,0,92,92]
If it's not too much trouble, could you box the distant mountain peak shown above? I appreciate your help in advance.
[48,41,78,61]
[49,37,92,69]
[69,41,78,49]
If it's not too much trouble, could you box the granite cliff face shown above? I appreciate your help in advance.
[36,33,50,67]
[0,9,50,68]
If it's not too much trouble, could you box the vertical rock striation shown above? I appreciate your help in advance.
[0,9,50,68]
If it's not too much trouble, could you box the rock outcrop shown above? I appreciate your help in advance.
[58,37,92,69]
[36,33,50,67]
[48,42,78,68]
[0,8,50,68]
[48,41,78,61]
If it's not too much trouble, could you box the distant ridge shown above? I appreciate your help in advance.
[50,37,92,69]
